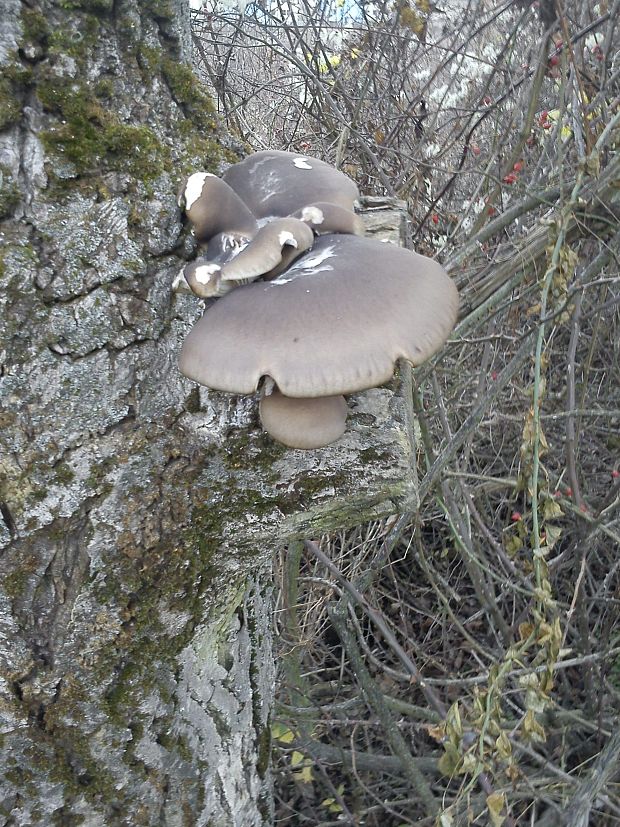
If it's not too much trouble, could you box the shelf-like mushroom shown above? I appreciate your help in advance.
[290,202,365,237]
[178,152,363,296]
[179,234,458,448]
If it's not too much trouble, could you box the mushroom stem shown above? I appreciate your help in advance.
[259,391,348,449]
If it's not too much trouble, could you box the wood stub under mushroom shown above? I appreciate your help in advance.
[259,391,348,449]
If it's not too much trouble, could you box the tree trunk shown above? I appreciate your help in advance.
[0,2,418,821]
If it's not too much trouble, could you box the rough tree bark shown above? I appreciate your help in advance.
[0,3,418,824]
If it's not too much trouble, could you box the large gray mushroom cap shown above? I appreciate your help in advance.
[222,150,360,219]
[179,234,459,397]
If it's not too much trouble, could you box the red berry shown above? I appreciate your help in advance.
[491,371,498,381]
[431,213,439,225]
[503,173,517,184]
[612,470,620,479]
[511,511,522,522]
[549,55,560,67]
[513,161,524,172]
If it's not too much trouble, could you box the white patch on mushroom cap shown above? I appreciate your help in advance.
[301,205,324,224]
[270,245,336,285]
[278,230,297,247]
[290,245,335,271]
[194,263,221,284]
[293,157,313,170]
[183,172,215,210]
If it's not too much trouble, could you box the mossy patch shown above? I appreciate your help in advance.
[54,462,76,485]
[38,78,169,180]
[142,0,176,21]
[21,8,50,43]
[161,57,217,132]
[3,569,29,599]
[0,165,20,218]
[48,15,100,64]
[54,0,113,12]
[134,45,235,176]
[0,74,24,131]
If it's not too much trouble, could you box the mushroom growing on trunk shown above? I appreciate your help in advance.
[178,234,458,449]
[177,151,364,295]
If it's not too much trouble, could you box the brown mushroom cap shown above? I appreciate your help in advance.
[181,172,258,242]
[181,217,316,298]
[179,234,458,397]
[219,217,315,282]
[259,391,348,449]
[290,202,365,236]
[222,151,360,219]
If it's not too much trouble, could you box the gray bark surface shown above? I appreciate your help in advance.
[0,2,417,822]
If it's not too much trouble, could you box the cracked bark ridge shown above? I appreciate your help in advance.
[0,2,417,821]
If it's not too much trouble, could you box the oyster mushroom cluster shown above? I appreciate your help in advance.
[176,151,459,450]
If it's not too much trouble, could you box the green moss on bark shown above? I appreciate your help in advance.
[0,65,29,130]
[38,79,169,179]
[0,166,20,217]
[162,57,217,132]
[21,8,51,42]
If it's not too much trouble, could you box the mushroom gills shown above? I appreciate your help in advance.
[259,390,348,449]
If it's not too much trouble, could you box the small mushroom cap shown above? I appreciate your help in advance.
[179,234,458,397]
[222,151,360,219]
[182,218,315,297]
[291,202,365,236]
[259,391,348,449]
[182,259,227,298]
[181,172,258,242]
[219,217,315,283]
